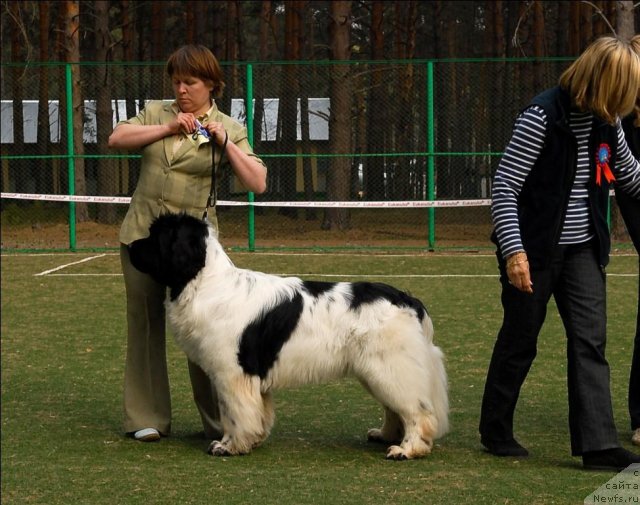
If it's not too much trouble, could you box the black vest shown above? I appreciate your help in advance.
[622,114,640,158]
[492,86,619,269]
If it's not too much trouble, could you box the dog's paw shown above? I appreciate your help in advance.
[385,445,409,461]
[207,440,232,457]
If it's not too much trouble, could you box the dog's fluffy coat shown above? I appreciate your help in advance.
[129,213,449,459]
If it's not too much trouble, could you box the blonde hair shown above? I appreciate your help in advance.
[166,45,225,98]
[559,36,640,125]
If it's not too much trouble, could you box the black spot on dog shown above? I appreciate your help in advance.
[237,292,304,378]
[349,282,427,321]
[302,280,336,298]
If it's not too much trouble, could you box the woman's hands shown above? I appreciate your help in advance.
[506,251,533,294]
[203,121,228,146]
[170,113,227,147]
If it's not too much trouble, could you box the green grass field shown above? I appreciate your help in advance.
[1,250,638,504]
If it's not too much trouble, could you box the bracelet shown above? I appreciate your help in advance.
[506,251,528,269]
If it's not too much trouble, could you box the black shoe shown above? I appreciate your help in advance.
[481,438,529,457]
[582,447,640,471]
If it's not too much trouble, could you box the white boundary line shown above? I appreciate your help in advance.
[6,248,633,277]
[41,273,500,278]
[2,251,497,258]
[37,272,637,278]
[3,251,637,258]
[34,254,107,276]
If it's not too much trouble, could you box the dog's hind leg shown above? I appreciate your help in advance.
[208,374,270,456]
[356,348,442,459]
[360,377,437,459]
[384,409,437,460]
[363,394,436,460]
[367,407,403,444]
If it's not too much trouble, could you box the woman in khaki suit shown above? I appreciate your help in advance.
[109,45,267,442]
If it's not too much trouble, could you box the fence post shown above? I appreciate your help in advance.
[65,63,77,251]
[245,63,256,251]
[426,60,435,251]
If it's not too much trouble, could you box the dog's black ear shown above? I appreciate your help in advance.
[129,216,179,286]
[162,214,208,299]
[129,238,160,277]
[170,219,207,280]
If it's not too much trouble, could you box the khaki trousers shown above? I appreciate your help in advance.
[120,244,222,438]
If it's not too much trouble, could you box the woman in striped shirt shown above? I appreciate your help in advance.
[479,36,640,471]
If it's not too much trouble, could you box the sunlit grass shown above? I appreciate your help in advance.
[2,252,637,504]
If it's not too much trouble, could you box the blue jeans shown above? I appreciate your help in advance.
[479,240,620,455]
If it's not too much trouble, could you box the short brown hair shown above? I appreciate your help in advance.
[559,36,640,125]
[166,45,225,98]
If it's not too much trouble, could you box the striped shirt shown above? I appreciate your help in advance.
[492,106,640,259]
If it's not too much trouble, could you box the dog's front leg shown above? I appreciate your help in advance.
[207,434,237,457]
[207,374,269,457]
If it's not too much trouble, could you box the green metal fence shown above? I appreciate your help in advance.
[1,57,589,252]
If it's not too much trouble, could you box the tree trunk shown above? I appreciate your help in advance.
[616,1,635,41]
[278,1,302,219]
[322,0,352,231]
[395,1,417,200]
[37,1,51,194]
[120,0,136,195]
[53,1,67,197]
[296,1,316,221]
[300,94,316,220]
[94,0,117,224]
[217,0,242,201]
[611,0,636,239]
[489,0,505,176]
[532,0,545,90]
[592,0,604,36]
[438,5,457,198]
[555,1,569,55]
[186,2,196,44]
[250,0,272,216]
[478,0,500,191]
[10,2,25,194]
[364,0,385,200]
[569,1,581,54]
[64,0,89,222]
[579,1,593,48]
[150,2,164,97]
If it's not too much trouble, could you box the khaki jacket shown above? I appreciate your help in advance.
[118,100,265,244]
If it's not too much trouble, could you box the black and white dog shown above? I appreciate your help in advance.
[129,213,449,460]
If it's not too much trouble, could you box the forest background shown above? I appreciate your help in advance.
[1,1,639,249]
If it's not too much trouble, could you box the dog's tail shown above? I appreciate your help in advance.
[423,315,449,439]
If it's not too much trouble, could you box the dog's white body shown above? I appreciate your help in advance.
[130,214,448,459]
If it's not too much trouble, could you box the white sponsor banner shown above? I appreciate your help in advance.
[1,192,492,208]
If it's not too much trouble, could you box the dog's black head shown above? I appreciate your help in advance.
[129,213,209,300]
